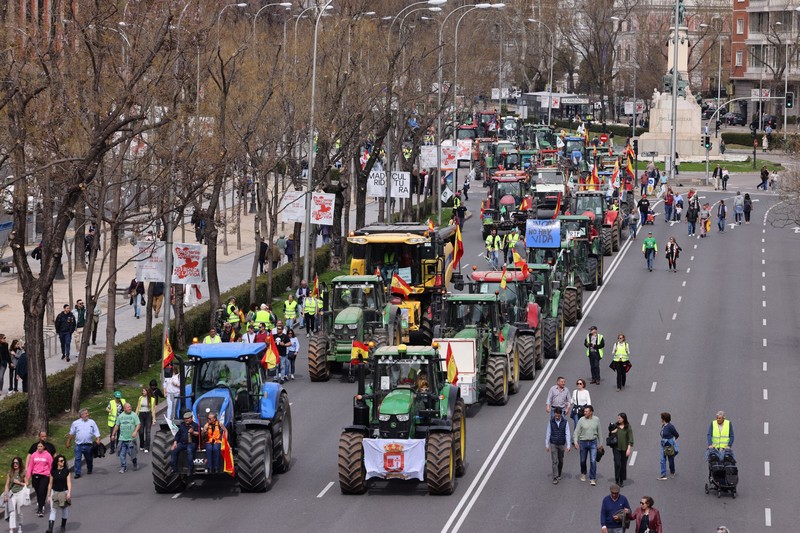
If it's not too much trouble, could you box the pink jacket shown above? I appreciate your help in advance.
[27,450,53,477]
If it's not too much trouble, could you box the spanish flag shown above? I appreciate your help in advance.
[446,343,459,385]
[312,274,319,298]
[500,266,508,290]
[512,250,529,277]
[162,338,175,369]
[428,218,435,233]
[453,223,464,268]
[374,266,381,276]
[261,333,280,370]
[583,126,589,145]
[391,274,412,298]
[351,340,369,363]
[610,159,620,189]
[221,433,235,477]
[552,193,562,219]
[625,148,635,181]
[590,162,600,189]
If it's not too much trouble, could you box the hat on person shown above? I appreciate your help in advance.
[588,325,597,332]
[648,231,653,235]
[182,412,193,420]
[114,391,122,399]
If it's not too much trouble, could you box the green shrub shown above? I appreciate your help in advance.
[721,132,758,147]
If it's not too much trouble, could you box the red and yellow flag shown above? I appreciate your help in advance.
[261,333,280,370]
[512,249,529,277]
[446,342,459,385]
[221,433,235,477]
[162,338,175,369]
[311,274,319,298]
[453,223,464,268]
[374,266,381,277]
[610,159,620,189]
[590,162,600,189]
[351,340,369,363]
[391,274,412,298]
[552,193,562,219]
[625,149,635,180]
[500,266,508,290]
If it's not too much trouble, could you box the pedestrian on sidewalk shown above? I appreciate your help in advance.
[271,243,280,270]
[0,334,10,394]
[135,387,155,453]
[258,237,268,274]
[584,326,604,384]
[717,199,727,232]
[26,441,53,517]
[570,379,591,428]
[545,376,571,419]
[13,346,27,393]
[600,484,631,533]
[128,279,145,319]
[658,412,679,480]
[54,305,76,362]
[758,165,769,190]
[285,235,295,264]
[65,409,101,478]
[642,232,657,271]
[686,202,698,236]
[665,236,682,272]
[673,192,683,221]
[627,496,663,533]
[286,328,299,380]
[3,457,27,533]
[700,203,711,237]
[712,164,721,190]
[72,300,86,352]
[303,293,319,337]
[663,188,674,223]
[90,303,101,345]
[164,367,180,420]
[148,379,165,406]
[610,334,631,391]
[151,282,164,318]
[721,167,730,190]
[277,235,287,262]
[545,407,571,484]
[105,391,125,454]
[26,432,56,471]
[743,193,753,224]
[573,405,601,485]
[609,413,633,487]
[46,454,72,533]
[733,192,744,225]
[463,169,472,201]
[111,403,140,473]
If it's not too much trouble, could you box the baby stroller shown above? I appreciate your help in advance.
[644,209,656,225]
[705,448,738,498]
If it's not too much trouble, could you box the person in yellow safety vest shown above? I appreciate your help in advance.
[485,229,503,270]
[284,295,298,330]
[506,228,520,263]
[255,304,273,330]
[381,249,397,281]
[610,333,631,392]
[303,294,319,338]
[203,327,222,344]
[403,147,412,160]
[583,326,605,384]
[226,297,239,324]
[106,390,125,454]
[707,411,735,461]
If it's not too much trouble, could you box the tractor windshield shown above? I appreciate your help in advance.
[362,244,420,285]
[494,182,524,205]
[376,356,430,391]
[535,171,563,185]
[443,301,492,329]
[478,283,519,307]
[565,139,585,154]
[332,284,378,311]
[528,248,559,265]
[561,220,588,241]
[457,128,477,141]
[195,360,249,398]
[575,195,605,216]
[502,118,517,132]
[535,130,556,149]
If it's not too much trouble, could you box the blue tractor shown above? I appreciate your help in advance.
[151,343,292,493]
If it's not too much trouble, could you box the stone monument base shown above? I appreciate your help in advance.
[639,89,719,161]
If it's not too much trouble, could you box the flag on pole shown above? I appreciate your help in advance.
[446,343,459,385]
[360,149,369,170]
[610,159,621,189]
[351,340,369,363]
[512,250,529,277]
[625,149,635,180]
[162,338,175,369]
[374,266,381,277]
[453,223,464,268]
[552,193,562,219]
[590,162,600,189]
[312,274,319,298]
[391,274,412,298]
[221,432,235,477]
[500,266,508,290]
[261,334,280,369]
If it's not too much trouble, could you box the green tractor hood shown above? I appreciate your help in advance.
[454,327,479,340]
[335,306,363,326]
[379,389,414,416]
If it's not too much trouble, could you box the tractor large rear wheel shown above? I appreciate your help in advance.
[152,430,186,494]
[271,391,292,474]
[517,335,536,380]
[237,430,273,492]
[543,317,560,359]
[426,432,456,495]
[419,316,433,346]
[452,399,467,477]
[308,336,331,382]
[585,257,599,291]
[535,327,544,370]
[562,288,578,327]
[338,431,367,494]
[598,255,605,286]
[576,279,584,319]
[612,223,620,251]
[602,228,613,256]
[486,356,509,405]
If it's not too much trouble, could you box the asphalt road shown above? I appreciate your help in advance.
[38,176,794,533]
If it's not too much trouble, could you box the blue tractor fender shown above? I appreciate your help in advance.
[260,382,284,420]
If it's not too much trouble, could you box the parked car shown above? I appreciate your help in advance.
[722,112,746,126]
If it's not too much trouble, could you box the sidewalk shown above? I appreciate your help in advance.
[0,196,381,385]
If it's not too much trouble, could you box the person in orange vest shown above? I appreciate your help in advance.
[202,411,228,474]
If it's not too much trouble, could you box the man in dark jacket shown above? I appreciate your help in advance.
[54,305,77,362]
[14,347,27,393]
[258,237,268,274]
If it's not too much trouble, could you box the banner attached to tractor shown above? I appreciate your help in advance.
[363,438,425,481]
[525,219,561,248]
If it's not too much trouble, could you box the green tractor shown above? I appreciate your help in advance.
[434,293,521,405]
[558,215,605,292]
[573,190,623,255]
[308,275,403,382]
[528,264,564,359]
[337,344,466,495]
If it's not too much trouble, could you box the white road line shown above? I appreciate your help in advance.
[762,271,766,277]
[693,244,697,249]
[763,389,769,400]
[763,338,768,347]
[171,493,182,499]
[763,300,767,307]
[316,481,335,498]
[762,285,766,292]
[762,238,765,243]
[765,461,771,476]
[682,281,686,287]
[763,229,766,233]
[650,382,657,392]
[766,507,772,527]
[462,264,470,270]
[640,413,648,426]
[764,422,769,434]
[690,255,694,261]
[677,296,682,303]
[762,259,766,265]
[762,248,765,253]
[686,267,691,273]
[763,318,767,326]
[629,451,637,467]
[671,313,677,321]
[659,355,665,365]
[763,361,768,372]
[665,332,671,341]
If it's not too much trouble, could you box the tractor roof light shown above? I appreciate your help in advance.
[432,341,440,350]
[368,341,375,348]
[356,394,363,400]
[398,344,408,354]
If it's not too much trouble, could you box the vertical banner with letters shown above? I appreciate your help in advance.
[134,241,166,282]
[419,146,438,169]
[367,170,387,198]
[311,192,335,226]
[171,243,203,285]
[279,190,306,223]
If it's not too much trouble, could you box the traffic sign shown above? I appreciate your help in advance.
[599,134,608,143]
[640,151,658,158]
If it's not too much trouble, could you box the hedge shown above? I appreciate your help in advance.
[0,245,331,439]
[722,132,760,147]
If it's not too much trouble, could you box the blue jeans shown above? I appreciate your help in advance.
[717,216,725,231]
[687,221,696,235]
[73,443,93,476]
[579,439,598,479]
[489,250,499,270]
[287,352,297,375]
[645,249,655,270]
[59,332,72,357]
[171,442,196,472]
[664,204,672,222]
[660,443,676,477]
[133,295,141,318]
[118,440,137,470]
[205,442,221,472]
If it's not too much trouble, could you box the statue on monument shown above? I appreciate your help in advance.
[678,0,685,26]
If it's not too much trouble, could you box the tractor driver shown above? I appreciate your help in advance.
[216,365,231,387]
[381,248,398,281]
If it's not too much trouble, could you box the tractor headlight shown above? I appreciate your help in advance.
[396,414,410,422]
[378,414,390,422]
[347,323,358,330]
[334,324,344,330]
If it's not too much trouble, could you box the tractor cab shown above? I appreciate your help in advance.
[470,270,532,327]
[439,294,502,352]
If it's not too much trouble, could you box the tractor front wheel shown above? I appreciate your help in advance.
[308,336,331,382]
[338,431,367,494]
[151,430,186,494]
[426,432,456,495]
[271,391,292,474]
[543,317,560,359]
[452,399,467,477]
[562,288,578,327]
[602,228,613,256]
[486,356,509,405]
[612,224,620,251]
[585,257,599,291]
[237,430,273,492]
[508,340,521,394]
[517,335,536,380]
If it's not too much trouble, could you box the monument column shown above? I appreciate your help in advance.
[667,25,690,81]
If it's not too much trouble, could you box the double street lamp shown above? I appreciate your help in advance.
[528,19,555,126]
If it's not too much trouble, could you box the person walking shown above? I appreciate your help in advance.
[285,235,295,264]
[636,195,650,229]
[584,326,605,384]
[658,412,680,480]
[485,228,503,270]
[712,164,721,190]
[164,366,180,420]
[570,379,592,428]
[628,496,663,533]
[642,232,657,271]
[54,305,76,362]
[611,334,631,391]
[65,409,101,478]
[72,300,86,352]
[3,457,27,533]
[151,282,165,319]
[600,484,631,533]
[686,200,698,236]
[286,328,299,380]
[743,193,753,224]
[721,167,730,191]
[707,410,735,461]
[665,236,682,272]
[111,402,140,473]
[13,345,27,393]
[663,188,674,223]
[46,455,72,533]
[202,412,227,474]
[545,376,571,419]
[26,441,53,517]
[303,293,319,337]
[258,237,268,274]
[0,334,9,395]
[135,387,155,453]
[90,303,101,345]
[699,203,711,238]
[733,192,744,225]
[26,432,56,470]
[717,199,727,232]
[283,295,298,331]
[105,390,125,454]
[608,413,633,487]
[573,405,602,485]
[628,210,638,240]
[545,407,571,484]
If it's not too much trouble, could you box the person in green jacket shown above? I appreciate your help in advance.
[608,412,634,487]
[642,232,658,271]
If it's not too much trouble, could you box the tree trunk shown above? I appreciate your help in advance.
[74,210,86,273]
[104,228,120,391]
[23,290,49,435]
[143,282,154,368]
[174,284,186,350]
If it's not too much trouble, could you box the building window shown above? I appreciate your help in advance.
[625,45,630,62]
[736,50,743,67]
[736,18,744,35]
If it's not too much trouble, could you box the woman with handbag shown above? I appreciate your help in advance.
[3,456,28,533]
[46,455,71,533]
[609,413,634,487]
[610,334,631,391]
[628,495,663,533]
[658,412,680,480]
[570,379,591,428]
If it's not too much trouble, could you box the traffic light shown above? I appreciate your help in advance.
[786,92,794,109]
[704,135,712,151]
[632,139,639,155]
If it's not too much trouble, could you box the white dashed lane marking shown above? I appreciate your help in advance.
[764,422,769,434]
[640,413,648,426]
[763,318,767,326]
[671,313,677,321]
[763,338,768,347]
[682,281,686,287]
[677,296,682,303]
[665,332,671,341]
[766,508,772,527]
[763,389,769,401]
[659,355,665,365]
[629,451,637,467]
[690,255,694,261]
[765,461,771,476]
[316,481,335,498]
[763,361,768,372]
[763,300,767,307]
[650,382,657,392]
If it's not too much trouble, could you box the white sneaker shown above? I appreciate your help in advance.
[580,474,586,482]
[290,374,294,380]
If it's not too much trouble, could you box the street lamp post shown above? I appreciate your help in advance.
[252,2,292,40]
[216,3,247,50]
[529,19,555,126]
[668,0,680,182]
